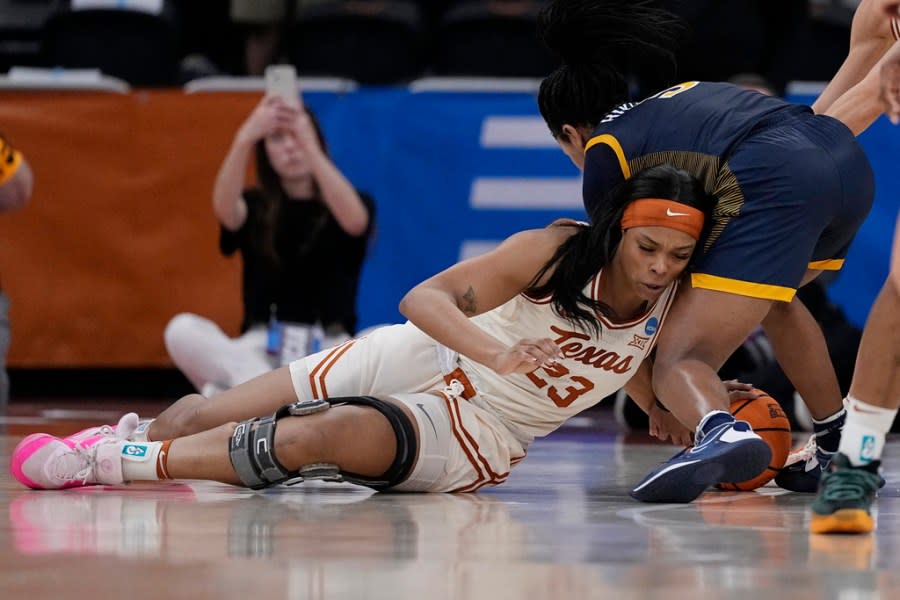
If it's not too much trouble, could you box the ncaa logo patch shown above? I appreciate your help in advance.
[645,317,659,336]
[121,444,148,460]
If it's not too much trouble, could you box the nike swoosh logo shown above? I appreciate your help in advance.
[417,403,439,440]
[688,423,730,454]
[631,458,703,491]
[666,208,690,217]
[158,450,169,479]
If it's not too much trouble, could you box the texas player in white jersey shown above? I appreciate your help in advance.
[457,271,676,444]
[12,164,741,496]
[281,265,677,492]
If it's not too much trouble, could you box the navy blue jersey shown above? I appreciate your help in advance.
[582,81,809,219]
[581,81,873,302]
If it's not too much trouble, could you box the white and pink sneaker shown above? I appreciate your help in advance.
[9,413,141,490]
[64,413,143,445]
[10,434,126,489]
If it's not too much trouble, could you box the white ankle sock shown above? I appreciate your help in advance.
[838,396,898,466]
[120,441,163,481]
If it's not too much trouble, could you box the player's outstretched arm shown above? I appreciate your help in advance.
[813,0,897,115]
[399,227,568,375]
[212,95,292,230]
[825,41,900,134]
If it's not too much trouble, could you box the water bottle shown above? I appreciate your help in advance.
[265,303,282,356]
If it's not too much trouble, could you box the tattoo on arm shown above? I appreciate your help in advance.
[461,286,477,316]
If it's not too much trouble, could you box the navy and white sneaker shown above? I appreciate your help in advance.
[774,434,830,493]
[630,420,771,503]
[776,435,886,492]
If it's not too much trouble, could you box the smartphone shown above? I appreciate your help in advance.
[265,64,302,108]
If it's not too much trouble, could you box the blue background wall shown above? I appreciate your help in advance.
[303,88,898,331]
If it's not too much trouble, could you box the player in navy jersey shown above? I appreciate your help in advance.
[536,0,897,502]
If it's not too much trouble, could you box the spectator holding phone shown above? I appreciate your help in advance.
[164,92,375,397]
[0,132,33,407]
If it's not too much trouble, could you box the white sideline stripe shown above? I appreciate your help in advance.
[470,178,582,210]
[480,117,557,148]
[458,240,501,261]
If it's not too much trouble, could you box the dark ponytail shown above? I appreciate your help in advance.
[537,0,683,138]
[524,165,715,336]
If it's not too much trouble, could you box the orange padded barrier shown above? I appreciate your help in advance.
[0,90,261,366]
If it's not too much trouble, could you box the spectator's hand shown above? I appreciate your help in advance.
[881,48,900,123]
[490,338,561,375]
[648,404,693,446]
[236,95,297,145]
[288,107,327,160]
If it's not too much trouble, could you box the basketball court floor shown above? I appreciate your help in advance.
[2,399,900,599]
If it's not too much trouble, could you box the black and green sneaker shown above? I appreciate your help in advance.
[810,452,881,534]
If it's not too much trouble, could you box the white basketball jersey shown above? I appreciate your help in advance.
[459,270,679,442]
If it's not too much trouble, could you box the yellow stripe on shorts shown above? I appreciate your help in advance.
[808,258,844,271]
[691,273,796,302]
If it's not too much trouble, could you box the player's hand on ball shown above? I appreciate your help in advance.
[491,338,561,375]
[723,379,763,401]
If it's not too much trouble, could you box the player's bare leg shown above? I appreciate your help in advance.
[762,270,843,421]
[630,286,773,503]
[812,214,900,534]
[846,285,900,415]
[150,367,298,441]
[651,286,774,427]
[162,403,400,484]
[11,396,415,490]
[766,269,850,491]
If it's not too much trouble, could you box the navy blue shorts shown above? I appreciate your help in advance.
[691,113,874,301]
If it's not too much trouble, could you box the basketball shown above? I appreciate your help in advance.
[717,389,792,491]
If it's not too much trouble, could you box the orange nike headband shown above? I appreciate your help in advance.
[620,198,705,240]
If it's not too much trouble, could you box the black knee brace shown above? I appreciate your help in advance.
[228,396,418,490]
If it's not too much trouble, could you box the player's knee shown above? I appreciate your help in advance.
[228,397,417,490]
[273,414,331,463]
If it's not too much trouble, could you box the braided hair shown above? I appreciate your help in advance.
[537,0,683,139]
